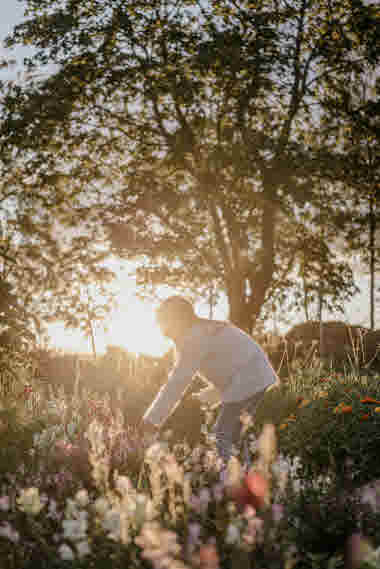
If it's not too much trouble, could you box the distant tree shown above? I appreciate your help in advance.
[320,51,380,329]
[343,88,379,330]
[0,207,116,348]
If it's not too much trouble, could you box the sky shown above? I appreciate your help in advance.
[0,0,378,355]
[0,1,29,61]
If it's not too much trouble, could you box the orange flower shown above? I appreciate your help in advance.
[359,414,370,421]
[227,470,269,512]
[316,391,328,399]
[360,397,380,405]
[374,407,380,413]
[279,423,288,430]
[333,403,352,414]
[245,470,270,510]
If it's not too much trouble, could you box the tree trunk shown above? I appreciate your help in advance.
[302,263,310,321]
[223,184,277,334]
[227,276,251,332]
[208,284,217,319]
[318,289,325,359]
[369,191,376,330]
[247,197,277,331]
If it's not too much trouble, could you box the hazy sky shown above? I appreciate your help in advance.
[0,0,33,76]
[0,1,25,36]
[0,0,378,352]
[0,1,27,49]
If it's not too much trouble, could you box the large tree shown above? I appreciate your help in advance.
[1,0,377,331]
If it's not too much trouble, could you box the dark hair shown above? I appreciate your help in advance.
[156,296,195,325]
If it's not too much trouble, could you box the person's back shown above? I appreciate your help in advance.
[142,296,279,462]
[175,318,277,402]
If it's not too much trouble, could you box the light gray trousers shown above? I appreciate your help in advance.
[212,388,267,463]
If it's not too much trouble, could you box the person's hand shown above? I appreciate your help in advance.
[140,419,159,438]
[192,386,221,406]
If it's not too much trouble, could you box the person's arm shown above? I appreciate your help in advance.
[192,384,221,407]
[139,419,159,437]
[143,330,209,428]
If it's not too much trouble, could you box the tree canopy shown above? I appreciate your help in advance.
[1,0,379,333]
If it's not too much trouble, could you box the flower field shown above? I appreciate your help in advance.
[0,352,380,569]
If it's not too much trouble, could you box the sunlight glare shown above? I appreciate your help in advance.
[107,299,171,357]
[47,296,172,357]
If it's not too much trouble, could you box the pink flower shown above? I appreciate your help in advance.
[271,503,284,522]
[242,515,264,546]
[211,483,224,502]
[187,522,202,555]
[0,495,10,512]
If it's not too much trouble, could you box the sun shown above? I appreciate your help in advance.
[46,295,172,358]
[106,299,171,357]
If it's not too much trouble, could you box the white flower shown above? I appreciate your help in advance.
[47,499,59,520]
[67,421,77,438]
[226,456,243,487]
[47,401,62,419]
[368,544,380,563]
[203,450,219,470]
[115,474,133,495]
[257,423,277,470]
[75,489,89,508]
[190,446,202,463]
[17,487,44,515]
[134,493,156,527]
[144,441,169,463]
[101,508,121,541]
[62,511,88,541]
[135,521,181,556]
[76,539,91,558]
[198,488,211,512]
[186,522,201,555]
[0,522,19,543]
[162,454,183,485]
[183,475,192,505]
[65,498,80,519]
[58,543,75,561]
[212,483,224,502]
[225,522,241,545]
[93,496,109,517]
[359,484,379,512]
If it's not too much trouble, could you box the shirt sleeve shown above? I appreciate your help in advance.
[143,329,209,427]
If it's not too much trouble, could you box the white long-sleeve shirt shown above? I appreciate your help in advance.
[143,320,279,428]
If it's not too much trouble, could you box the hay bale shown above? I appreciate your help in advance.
[282,320,380,371]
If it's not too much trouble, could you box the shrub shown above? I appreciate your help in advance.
[275,373,380,487]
